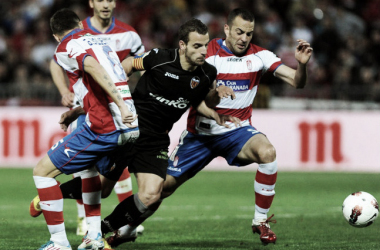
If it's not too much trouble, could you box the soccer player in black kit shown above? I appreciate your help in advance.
[100,18,237,241]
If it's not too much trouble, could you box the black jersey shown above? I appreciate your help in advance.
[132,48,217,137]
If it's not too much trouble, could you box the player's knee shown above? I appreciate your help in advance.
[257,144,276,163]
[139,189,162,207]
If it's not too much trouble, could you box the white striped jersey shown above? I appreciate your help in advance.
[187,38,282,135]
[82,17,145,61]
[54,29,137,134]
[68,17,144,107]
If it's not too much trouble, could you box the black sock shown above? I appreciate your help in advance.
[60,177,82,199]
[102,194,147,233]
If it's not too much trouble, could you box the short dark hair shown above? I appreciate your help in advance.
[178,18,208,44]
[50,8,81,36]
[227,8,255,26]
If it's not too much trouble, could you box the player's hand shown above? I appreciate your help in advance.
[215,114,241,128]
[216,85,236,100]
[120,105,138,128]
[61,92,75,108]
[59,109,78,132]
[295,39,313,65]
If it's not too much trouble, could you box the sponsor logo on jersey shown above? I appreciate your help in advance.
[149,93,190,109]
[227,58,243,62]
[216,79,250,92]
[83,37,107,46]
[190,76,200,89]
[165,72,179,79]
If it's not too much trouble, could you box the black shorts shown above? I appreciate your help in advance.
[100,142,134,181]
[128,133,169,180]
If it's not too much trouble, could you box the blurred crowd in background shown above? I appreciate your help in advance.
[0,0,380,107]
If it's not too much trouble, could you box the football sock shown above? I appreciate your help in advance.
[73,174,85,217]
[33,176,70,247]
[129,199,162,228]
[114,168,133,202]
[80,168,102,239]
[76,202,85,218]
[60,176,82,199]
[102,194,147,234]
[117,199,162,237]
[254,160,277,221]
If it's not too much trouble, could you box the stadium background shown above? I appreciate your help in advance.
[0,0,380,172]
[0,1,379,249]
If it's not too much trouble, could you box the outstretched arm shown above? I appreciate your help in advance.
[274,39,313,89]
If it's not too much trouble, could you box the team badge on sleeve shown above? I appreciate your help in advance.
[190,76,200,89]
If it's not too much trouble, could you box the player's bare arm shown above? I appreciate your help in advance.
[50,59,74,107]
[274,39,313,88]
[83,56,137,128]
[196,101,241,128]
[121,56,134,76]
[59,106,86,132]
[204,80,236,108]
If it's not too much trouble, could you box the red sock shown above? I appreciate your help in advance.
[114,168,133,202]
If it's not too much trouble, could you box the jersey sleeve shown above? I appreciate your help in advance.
[129,32,145,56]
[132,48,167,71]
[256,50,282,73]
[55,40,91,72]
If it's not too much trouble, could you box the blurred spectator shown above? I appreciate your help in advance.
[0,0,379,106]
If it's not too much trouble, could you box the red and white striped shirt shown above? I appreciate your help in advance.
[82,17,145,61]
[187,38,282,135]
[54,29,137,134]
[67,17,144,107]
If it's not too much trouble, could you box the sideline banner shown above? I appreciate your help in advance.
[0,107,379,172]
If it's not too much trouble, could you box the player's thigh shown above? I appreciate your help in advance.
[168,131,215,179]
[236,133,276,164]
[34,154,64,178]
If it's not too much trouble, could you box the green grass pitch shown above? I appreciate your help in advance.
[0,168,379,250]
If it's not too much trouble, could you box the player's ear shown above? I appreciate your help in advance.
[179,40,186,50]
[89,0,94,8]
[224,24,229,37]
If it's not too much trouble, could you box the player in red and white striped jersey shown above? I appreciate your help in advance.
[45,0,145,238]
[150,8,312,245]
[33,9,138,250]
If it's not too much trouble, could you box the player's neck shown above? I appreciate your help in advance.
[90,16,113,33]
[179,49,197,72]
